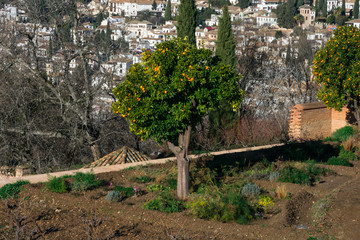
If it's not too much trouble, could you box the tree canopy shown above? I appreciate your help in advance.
[313,26,360,123]
[112,38,243,198]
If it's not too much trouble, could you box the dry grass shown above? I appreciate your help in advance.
[342,136,356,151]
[276,185,287,199]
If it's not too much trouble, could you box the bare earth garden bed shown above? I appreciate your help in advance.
[1,141,360,240]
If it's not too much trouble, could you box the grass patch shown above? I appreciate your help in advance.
[327,157,351,167]
[71,171,102,192]
[0,180,30,199]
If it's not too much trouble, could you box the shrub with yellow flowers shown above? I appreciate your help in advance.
[313,26,360,124]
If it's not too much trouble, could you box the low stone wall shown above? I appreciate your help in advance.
[288,102,349,140]
[0,166,31,179]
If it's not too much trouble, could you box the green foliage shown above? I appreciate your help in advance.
[45,175,70,193]
[187,185,253,224]
[237,0,251,9]
[71,172,102,192]
[143,190,184,213]
[279,166,312,185]
[209,0,230,8]
[275,0,297,29]
[152,0,157,10]
[147,183,168,192]
[177,0,197,45]
[241,182,261,197]
[327,126,355,142]
[326,14,336,24]
[313,26,360,119]
[165,177,177,190]
[327,156,351,166]
[196,7,217,26]
[216,5,236,69]
[165,0,172,20]
[113,186,135,197]
[339,149,357,161]
[112,38,243,145]
[278,163,329,186]
[355,0,359,19]
[133,175,154,183]
[105,191,125,202]
[275,30,283,39]
[0,180,29,199]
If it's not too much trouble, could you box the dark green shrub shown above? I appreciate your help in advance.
[105,191,125,202]
[327,157,351,166]
[187,185,253,224]
[113,186,135,197]
[143,190,184,213]
[241,182,260,197]
[45,175,70,193]
[279,166,313,185]
[0,180,29,199]
[327,126,354,142]
[71,172,102,192]
[339,149,357,161]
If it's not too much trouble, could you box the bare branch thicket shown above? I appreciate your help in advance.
[0,0,146,172]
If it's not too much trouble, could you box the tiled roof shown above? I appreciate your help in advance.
[84,146,149,168]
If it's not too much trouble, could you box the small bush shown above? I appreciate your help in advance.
[241,182,260,197]
[0,180,29,199]
[113,186,135,197]
[143,190,184,213]
[105,191,125,202]
[187,185,253,224]
[328,126,354,142]
[146,183,167,192]
[71,172,102,192]
[133,175,154,183]
[327,157,351,167]
[339,149,357,161]
[257,195,274,214]
[269,172,280,181]
[279,166,312,185]
[45,175,69,193]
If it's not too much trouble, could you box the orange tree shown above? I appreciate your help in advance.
[112,38,243,199]
[313,26,360,124]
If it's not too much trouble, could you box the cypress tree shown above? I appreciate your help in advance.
[322,0,327,17]
[341,0,345,15]
[177,0,197,46]
[354,0,359,19]
[165,0,172,20]
[284,0,296,28]
[152,0,157,10]
[215,5,236,69]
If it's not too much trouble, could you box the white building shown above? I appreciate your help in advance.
[256,12,277,26]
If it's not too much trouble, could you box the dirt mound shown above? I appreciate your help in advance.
[285,190,314,226]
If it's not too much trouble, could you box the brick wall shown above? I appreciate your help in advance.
[289,102,349,140]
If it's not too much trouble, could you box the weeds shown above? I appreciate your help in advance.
[187,185,253,224]
[71,171,102,192]
[0,180,30,199]
[113,186,135,197]
[45,175,70,193]
[143,190,184,213]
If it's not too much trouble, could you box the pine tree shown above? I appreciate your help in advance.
[177,0,197,46]
[354,0,359,19]
[152,0,157,10]
[215,5,236,69]
[165,0,172,20]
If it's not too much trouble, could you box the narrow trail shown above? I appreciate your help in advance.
[0,144,284,187]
